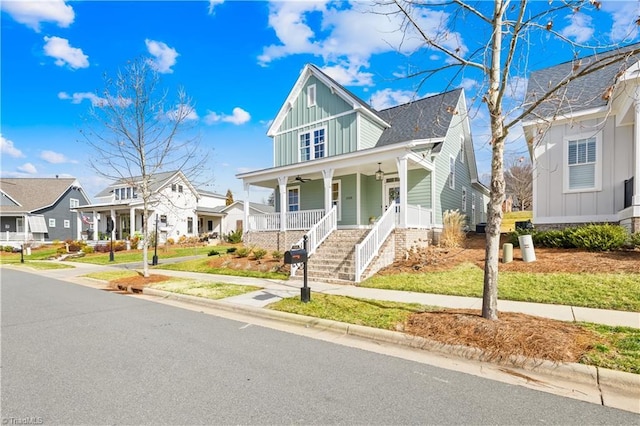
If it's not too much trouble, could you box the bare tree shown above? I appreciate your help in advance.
[379,0,640,319]
[505,157,532,211]
[81,57,205,277]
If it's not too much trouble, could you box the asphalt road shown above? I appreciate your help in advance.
[2,268,638,425]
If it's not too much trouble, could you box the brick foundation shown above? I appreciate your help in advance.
[244,230,306,252]
[393,228,432,261]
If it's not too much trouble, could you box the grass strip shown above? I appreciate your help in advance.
[155,257,288,280]
[362,262,640,312]
[150,280,260,300]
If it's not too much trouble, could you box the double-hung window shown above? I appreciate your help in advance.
[564,133,601,192]
[448,155,456,189]
[299,128,325,161]
[462,187,467,211]
[288,187,300,211]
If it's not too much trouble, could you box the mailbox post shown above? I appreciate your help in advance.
[284,235,311,303]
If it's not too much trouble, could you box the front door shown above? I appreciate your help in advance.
[120,214,130,239]
[383,176,400,214]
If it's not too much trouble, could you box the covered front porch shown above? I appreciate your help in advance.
[238,144,437,235]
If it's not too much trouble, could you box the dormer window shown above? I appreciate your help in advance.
[307,84,316,108]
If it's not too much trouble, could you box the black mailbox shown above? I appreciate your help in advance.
[284,249,307,264]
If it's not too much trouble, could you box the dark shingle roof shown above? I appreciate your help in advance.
[375,89,462,146]
[524,43,640,120]
[0,178,77,213]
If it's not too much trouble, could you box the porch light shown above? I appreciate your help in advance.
[375,163,384,181]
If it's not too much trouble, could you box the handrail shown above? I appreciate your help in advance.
[355,202,397,283]
[290,206,337,277]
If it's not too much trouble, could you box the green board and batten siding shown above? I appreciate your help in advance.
[359,115,385,150]
[273,76,359,167]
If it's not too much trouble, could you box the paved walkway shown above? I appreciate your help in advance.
[38,259,640,329]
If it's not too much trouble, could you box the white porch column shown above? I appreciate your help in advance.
[92,211,98,240]
[243,183,251,233]
[23,214,28,240]
[76,214,82,240]
[278,176,287,232]
[110,209,116,240]
[129,207,135,237]
[634,93,640,205]
[396,155,408,228]
[322,168,334,213]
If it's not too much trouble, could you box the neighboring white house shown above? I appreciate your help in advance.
[523,43,640,233]
[76,170,228,243]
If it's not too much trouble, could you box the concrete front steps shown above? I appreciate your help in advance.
[290,229,368,284]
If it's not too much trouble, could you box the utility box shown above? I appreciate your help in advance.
[518,234,536,263]
[284,249,307,264]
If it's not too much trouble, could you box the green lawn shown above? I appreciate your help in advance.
[67,245,235,265]
[268,294,640,374]
[150,280,260,300]
[361,262,640,312]
[155,257,288,280]
[0,260,75,270]
[501,210,533,233]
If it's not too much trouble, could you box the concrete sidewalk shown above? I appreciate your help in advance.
[52,261,639,329]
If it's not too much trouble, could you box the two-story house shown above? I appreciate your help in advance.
[237,64,489,283]
[0,177,90,244]
[76,170,228,244]
[523,43,640,233]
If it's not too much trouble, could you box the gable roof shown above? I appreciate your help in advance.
[524,43,640,121]
[267,64,389,137]
[375,89,463,146]
[0,178,85,213]
[94,170,198,199]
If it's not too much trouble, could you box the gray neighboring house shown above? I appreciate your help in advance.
[0,177,90,244]
[523,43,640,232]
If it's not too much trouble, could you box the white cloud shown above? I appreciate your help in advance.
[604,2,639,42]
[0,0,74,32]
[145,39,179,74]
[205,107,251,125]
[560,12,594,44]
[0,135,24,158]
[17,163,38,174]
[459,78,479,91]
[58,91,104,106]
[369,89,417,110]
[43,36,89,69]
[322,63,374,86]
[208,0,224,14]
[167,104,199,121]
[506,76,528,103]
[40,150,76,164]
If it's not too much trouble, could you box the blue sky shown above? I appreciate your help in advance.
[2,0,639,203]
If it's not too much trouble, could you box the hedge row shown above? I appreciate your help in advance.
[508,224,638,252]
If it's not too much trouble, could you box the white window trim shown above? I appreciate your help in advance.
[307,84,316,108]
[332,180,342,221]
[460,135,465,164]
[448,155,456,189]
[287,185,301,212]
[462,187,467,211]
[70,198,79,208]
[298,126,327,162]
[64,220,70,228]
[471,193,476,223]
[49,218,56,228]
[563,131,602,193]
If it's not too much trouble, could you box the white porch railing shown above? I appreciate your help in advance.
[1,232,34,242]
[248,209,325,232]
[355,202,397,283]
[290,206,337,277]
[403,205,433,228]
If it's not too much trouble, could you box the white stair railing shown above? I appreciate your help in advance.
[355,202,397,283]
[290,206,337,277]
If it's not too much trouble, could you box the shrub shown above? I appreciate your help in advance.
[235,247,251,258]
[271,250,283,261]
[113,241,127,252]
[178,235,188,245]
[82,245,94,254]
[440,209,466,248]
[226,247,237,254]
[4,245,14,252]
[630,232,640,248]
[253,248,267,260]
[166,238,175,246]
[225,229,243,244]
[208,249,219,256]
[568,224,628,251]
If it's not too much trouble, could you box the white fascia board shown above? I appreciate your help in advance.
[0,190,22,207]
[521,106,609,128]
[237,139,441,184]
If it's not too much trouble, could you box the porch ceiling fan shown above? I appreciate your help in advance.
[294,175,311,183]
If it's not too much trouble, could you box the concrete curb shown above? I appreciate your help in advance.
[142,287,640,406]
